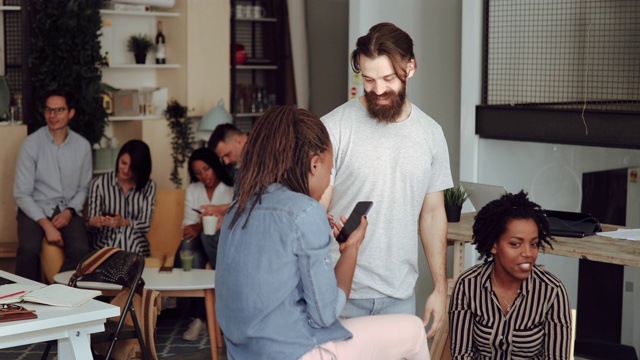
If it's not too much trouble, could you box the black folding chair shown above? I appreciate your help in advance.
[42,248,149,360]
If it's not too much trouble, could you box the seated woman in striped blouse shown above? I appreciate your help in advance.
[87,139,156,256]
[449,190,572,359]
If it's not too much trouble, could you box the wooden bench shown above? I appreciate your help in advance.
[0,243,17,259]
[146,189,185,268]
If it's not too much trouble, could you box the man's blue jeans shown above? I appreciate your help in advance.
[340,292,416,319]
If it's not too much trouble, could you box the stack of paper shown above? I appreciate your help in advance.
[0,284,45,304]
[21,284,103,307]
[599,229,640,241]
[0,284,102,307]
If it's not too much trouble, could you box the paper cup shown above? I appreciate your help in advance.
[202,215,218,235]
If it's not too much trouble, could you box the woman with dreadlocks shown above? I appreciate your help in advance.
[215,106,429,359]
[449,190,572,359]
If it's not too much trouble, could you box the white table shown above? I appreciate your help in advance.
[55,268,222,360]
[0,270,119,360]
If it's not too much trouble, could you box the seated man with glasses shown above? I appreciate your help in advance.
[13,88,92,281]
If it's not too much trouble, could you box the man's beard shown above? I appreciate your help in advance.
[364,84,406,124]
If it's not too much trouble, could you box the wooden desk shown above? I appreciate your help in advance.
[448,212,637,279]
[0,270,119,360]
[430,212,639,359]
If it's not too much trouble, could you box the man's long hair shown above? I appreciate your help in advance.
[229,106,331,229]
[350,22,416,82]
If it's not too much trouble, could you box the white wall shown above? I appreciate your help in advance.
[347,0,462,320]
[461,0,640,354]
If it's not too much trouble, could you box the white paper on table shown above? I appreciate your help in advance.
[598,229,640,241]
[0,284,46,304]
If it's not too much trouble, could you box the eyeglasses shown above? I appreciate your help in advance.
[44,107,67,115]
[0,303,32,315]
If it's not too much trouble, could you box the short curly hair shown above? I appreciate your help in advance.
[472,190,552,262]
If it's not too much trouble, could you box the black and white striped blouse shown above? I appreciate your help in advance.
[88,171,156,256]
[449,262,572,360]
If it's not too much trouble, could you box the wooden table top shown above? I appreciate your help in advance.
[447,212,640,268]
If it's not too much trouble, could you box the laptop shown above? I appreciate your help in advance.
[544,210,602,238]
[460,181,508,211]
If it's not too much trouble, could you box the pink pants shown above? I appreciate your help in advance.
[299,314,430,360]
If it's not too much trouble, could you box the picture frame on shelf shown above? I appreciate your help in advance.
[113,89,140,116]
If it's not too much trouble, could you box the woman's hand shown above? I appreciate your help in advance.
[332,214,367,299]
[332,214,368,252]
[199,204,229,217]
[183,223,202,241]
[340,215,367,252]
[103,213,126,228]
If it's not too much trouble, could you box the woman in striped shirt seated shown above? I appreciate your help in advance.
[87,140,156,256]
[449,190,572,359]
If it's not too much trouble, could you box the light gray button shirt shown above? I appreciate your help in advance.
[14,126,92,221]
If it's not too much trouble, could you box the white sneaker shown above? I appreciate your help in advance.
[183,318,207,341]
[160,297,177,311]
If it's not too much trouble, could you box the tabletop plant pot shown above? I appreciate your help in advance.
[127,34,155,64]
[444,184,469,223]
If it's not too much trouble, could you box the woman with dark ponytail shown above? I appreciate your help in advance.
[215,106,429,359]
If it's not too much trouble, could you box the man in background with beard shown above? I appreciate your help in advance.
[321,22,453,340]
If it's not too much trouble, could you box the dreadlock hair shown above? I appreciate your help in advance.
[350,22,416,83]
[229,106,331,229]
[472,190,552,262]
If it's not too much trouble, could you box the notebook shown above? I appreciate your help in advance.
[460,181,508,211]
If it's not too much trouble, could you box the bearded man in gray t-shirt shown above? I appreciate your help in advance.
[321,22,453,340]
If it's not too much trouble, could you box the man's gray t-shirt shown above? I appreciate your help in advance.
[322,98,453,299]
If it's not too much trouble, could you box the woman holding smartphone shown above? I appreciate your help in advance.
[175,147,234,341]
[216,106,429,359]
[87,139,156,256]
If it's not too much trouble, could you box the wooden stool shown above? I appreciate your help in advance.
[40,238,65,284]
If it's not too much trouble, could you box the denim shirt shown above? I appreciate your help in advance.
[216,184,351,359]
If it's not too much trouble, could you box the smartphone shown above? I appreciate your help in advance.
[335,201,373,243]
[102,211,116,217]
[159,265,173,273]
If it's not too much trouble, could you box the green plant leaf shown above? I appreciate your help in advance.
[444,184,469,207]
[164,99,194,188]
[28,0,107,145]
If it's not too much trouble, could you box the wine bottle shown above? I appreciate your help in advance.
[155,21,166,64]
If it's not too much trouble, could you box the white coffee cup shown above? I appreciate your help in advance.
[202,215,218,235]
[235,4,247,19]
[252,5,266,18]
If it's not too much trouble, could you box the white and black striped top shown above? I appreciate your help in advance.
[88,171,156,256]
[449,262,572,360]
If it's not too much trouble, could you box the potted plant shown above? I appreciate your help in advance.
[444,184,469,222]
[127,34,155,64]
[164,99,194,188]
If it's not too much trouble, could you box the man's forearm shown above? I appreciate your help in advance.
[421,224,448,292]
[419,193,448,292]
